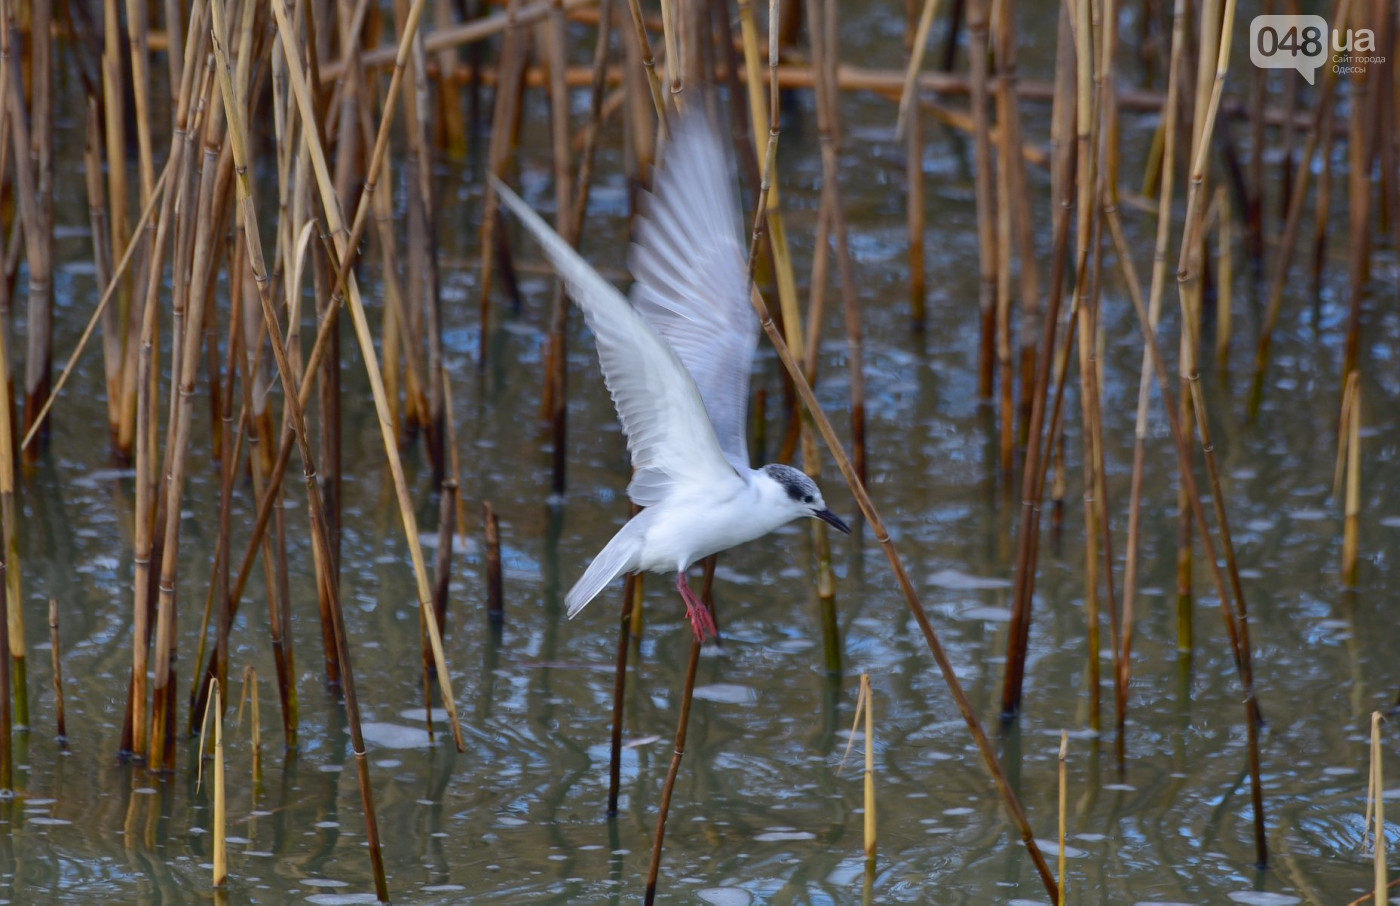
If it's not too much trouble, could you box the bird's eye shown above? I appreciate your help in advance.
[803,495,814,504]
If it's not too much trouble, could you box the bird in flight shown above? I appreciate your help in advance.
[492,112,849,642]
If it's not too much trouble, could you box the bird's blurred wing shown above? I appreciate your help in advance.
[630,112,757,474]
[492,176,739,506]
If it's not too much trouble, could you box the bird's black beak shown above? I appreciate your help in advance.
[814,508,851,535]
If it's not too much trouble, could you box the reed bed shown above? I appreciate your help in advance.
[0,0,1385,901]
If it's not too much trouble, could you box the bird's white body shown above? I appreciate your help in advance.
[570,468,814,609]
[492,111,848,635]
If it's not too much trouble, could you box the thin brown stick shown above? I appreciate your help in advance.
[643,633,701,904]
[49,600,65,746]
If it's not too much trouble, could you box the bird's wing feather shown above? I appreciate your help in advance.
[629,112,757,474]
[492,176,739,506]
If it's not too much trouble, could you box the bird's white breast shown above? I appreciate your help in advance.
[632,471,794,574]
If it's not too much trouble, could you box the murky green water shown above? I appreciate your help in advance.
[5,7,1399,904]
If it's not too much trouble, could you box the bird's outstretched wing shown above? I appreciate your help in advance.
[492,176,739,506]
[630,112,757,474]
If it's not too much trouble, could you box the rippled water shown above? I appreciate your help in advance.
[5,7,1399,905]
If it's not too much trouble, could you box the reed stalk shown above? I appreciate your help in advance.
[244,666,261,785]
[903,0,927,331]
[485,501,504,628]
[1342,59,1377,381]
[895,0,944,141]
[993,0,1035,476]
[1003,0,1075,723]
[736,0,802,370]
[1251,0,1357,412]
[0,0,35,730]
[541,0,580,500]
[1311,99,1337,305]
[607,568,639,816]
[269,0,465,754]
[736,14,1054,893]
[1058,731,1068,903]
[1375,711,1388,906]
[1342,371,1362,587]
[0,207,20,730]
[1165,0,1268,862]
[1118,195,1270,869]
[1215,185,1232,367]
[215,0,390,893]
[1120,0,1185,715]
[20,0,53,470]
[49,600,64,746]
[862,674,876,861]
[0,559,7,791]
[103,0,141,460]
[214,681,226,888]
[194,0,461,737]
[476,4,528,367]
[643,629,702,905]
[148,0,215,773]
[81,97,122,441]
[432,472,457,636]
[1071,0,1108,739]
[966,0,996,400]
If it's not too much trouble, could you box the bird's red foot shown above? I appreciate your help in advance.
[675,573,716,642]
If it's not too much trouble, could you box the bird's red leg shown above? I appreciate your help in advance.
[675,572,716,642]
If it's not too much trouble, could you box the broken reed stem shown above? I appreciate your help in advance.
[643,632,702,905]
[50,600,65,745]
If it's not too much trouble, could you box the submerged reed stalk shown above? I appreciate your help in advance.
[1373,711,1388,906]
[485,501,503,627]
[49,600,65,746]
[643,630,703,905]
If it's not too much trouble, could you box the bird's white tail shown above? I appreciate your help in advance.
[565,519,645,618]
